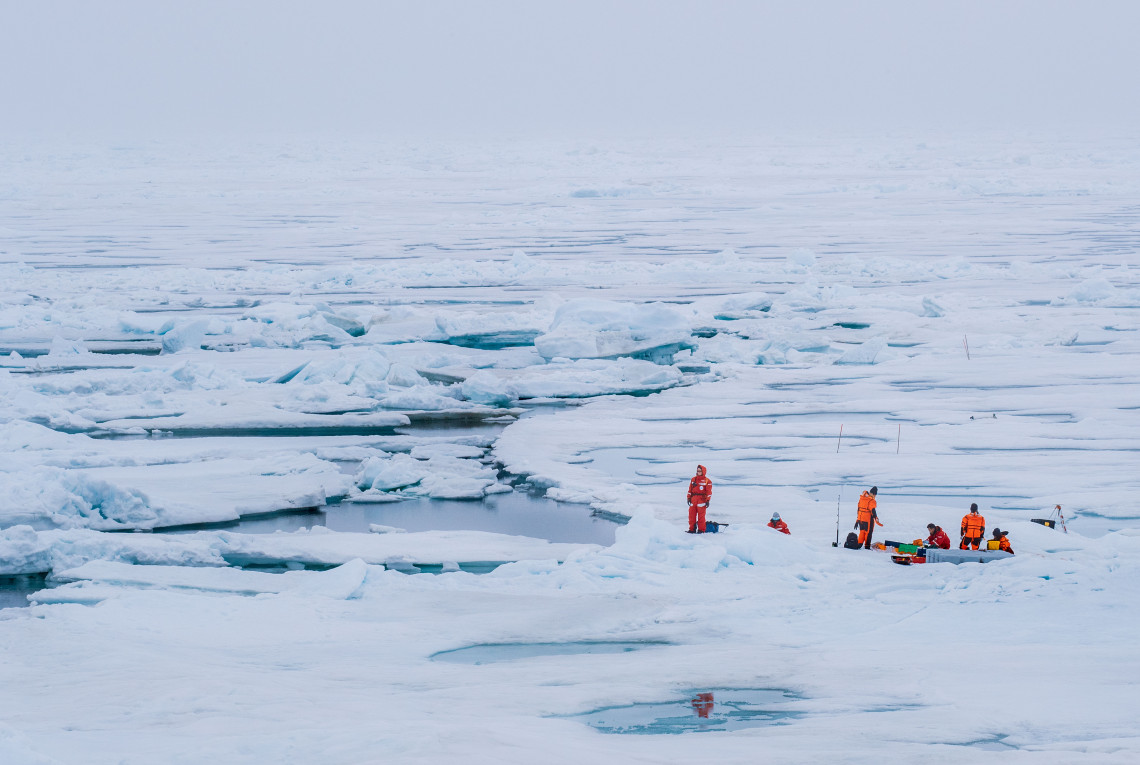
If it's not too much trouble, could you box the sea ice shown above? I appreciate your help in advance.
[1,135,1139,764]
[534,299,695,363]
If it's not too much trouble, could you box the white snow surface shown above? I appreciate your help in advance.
[1,135,1139,763]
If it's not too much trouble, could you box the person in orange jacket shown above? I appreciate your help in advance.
[925,523,951,549]
[960,503,986,550]
[767,512,790,534]
[854,486,882,549]
[686,465,712,534]
[991,528,1014,554]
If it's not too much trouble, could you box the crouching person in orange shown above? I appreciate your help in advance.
[768,512,790,534]
[991,528,1014,554]
[686,465,712,534]
[960,503,986,550]
[854,486,882,549]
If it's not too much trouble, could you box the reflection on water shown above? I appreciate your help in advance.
[0,588,32,609]
[203,491,621,546]
[0,575,47,610]
[566,688,803,734]
[690,692,714,719]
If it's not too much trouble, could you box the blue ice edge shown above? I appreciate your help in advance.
[431,640,671,665]
[232,559,510,575]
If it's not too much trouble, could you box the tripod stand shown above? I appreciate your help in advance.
[1051,504,1069,533]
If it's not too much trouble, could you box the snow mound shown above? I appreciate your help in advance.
[1066,277,1117,303]
[355,453,502,499]
[534,299,694,363]
[242,302,360,347]
[464,358,683,402]
[834,336,889,364]
[434,310,547,348]
[459,370,517,406]
[703,292,773,320]
[287,350,392,389]
[0,526,53,575]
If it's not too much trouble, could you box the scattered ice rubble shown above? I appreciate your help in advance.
[0,282,951,534]
[2,255,1137,541]
[4,507,1125,600]
[0,420,518,529]
[0,522,592,583]
[2,138,1140,763]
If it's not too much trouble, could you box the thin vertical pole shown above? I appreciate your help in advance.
[836,424,843,453]
[835,492,841,546]
[897,423,901,454]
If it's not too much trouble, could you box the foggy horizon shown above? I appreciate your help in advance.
[3,1,1138,142]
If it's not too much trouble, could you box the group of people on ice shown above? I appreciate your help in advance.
[851,486,1013,554]
[684,466,1012,554]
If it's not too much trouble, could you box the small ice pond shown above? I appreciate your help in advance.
[1,491,622,607]
[564,688,804,734]
[431,640,670,664]
[959,736,1019,751]
[201,491,622,546]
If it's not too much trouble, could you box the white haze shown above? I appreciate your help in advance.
[2,0,1138,139]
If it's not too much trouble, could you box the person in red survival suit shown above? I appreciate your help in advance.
[767,512,790,534]
[686,465,712,533]
[925,523,951,549]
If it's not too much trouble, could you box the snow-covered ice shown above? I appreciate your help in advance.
[1,135,1139,763]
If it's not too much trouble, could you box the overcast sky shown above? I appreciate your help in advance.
[2,0,1137,138]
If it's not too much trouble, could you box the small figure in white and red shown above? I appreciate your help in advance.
[767,512,790,535]
[686,465,712,534]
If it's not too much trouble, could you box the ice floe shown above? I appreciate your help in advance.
[2,134,1140,764]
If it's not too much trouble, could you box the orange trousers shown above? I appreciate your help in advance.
[856,520,876,549]
[688,503,707,533]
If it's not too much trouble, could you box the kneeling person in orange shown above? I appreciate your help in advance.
[960,503,985,550]
[991,528,1014,554]
[854,486,882,549]
[686,465,712,533]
